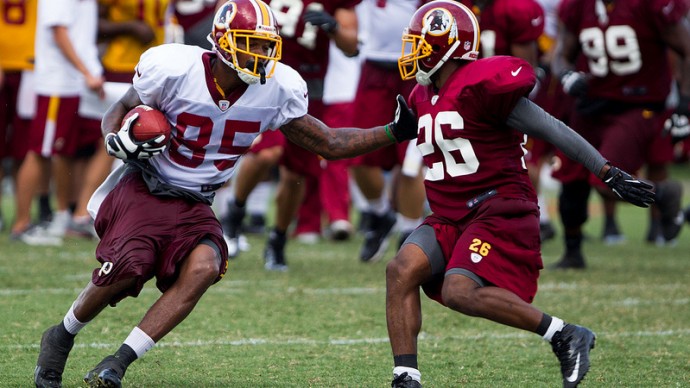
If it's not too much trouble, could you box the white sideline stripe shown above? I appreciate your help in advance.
[1,282,688,296]
[8,328,690,351]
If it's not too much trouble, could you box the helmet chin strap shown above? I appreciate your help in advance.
[415,40,461,86]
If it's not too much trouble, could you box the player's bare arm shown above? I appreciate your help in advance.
[279,114,394,160]
[101,86,144,137]
[280,94,418,159]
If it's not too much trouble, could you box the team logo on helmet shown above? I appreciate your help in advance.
[424,9,451,35]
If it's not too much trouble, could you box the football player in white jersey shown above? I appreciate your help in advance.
[33,1,417,387]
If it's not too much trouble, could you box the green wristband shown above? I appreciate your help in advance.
[384,124,396,142]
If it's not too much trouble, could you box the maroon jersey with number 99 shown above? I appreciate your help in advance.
[559,0,689,104]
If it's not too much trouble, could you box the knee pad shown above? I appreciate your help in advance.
[559,181,591,228]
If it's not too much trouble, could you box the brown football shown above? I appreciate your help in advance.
[122,105,172,143]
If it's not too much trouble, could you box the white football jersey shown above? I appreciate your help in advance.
[134,43,308,196]
[358,0,421,63]
[34,0,102,95]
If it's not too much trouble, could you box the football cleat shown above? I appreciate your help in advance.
[391,372,422,388]
[35,324,75,388]
[12,224,63,246]
[551,324,596,388]
[360,211,397,262]
[329,219,353,241]
[601,219,625,246]
[83,355,126,388]
[264,230,288,271]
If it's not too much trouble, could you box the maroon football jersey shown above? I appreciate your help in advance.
[460,0,544,57]
[266,0,360,81]
[559,0,688,104]
[409,56,537,222]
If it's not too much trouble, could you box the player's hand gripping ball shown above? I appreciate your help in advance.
[105,105,171,160]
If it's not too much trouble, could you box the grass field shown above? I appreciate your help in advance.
[1,167,689,387]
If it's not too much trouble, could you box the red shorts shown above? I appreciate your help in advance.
[93,171,228,303]
[0,71,31,160]
[552,107,668,188]
[351,61,416,170]
[422,197,542,304]
[29,94,101,157]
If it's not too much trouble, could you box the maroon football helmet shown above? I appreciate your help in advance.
[208,0,282,84]
[398,0,480,85]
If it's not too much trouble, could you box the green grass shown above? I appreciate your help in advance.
[1,168,690,387]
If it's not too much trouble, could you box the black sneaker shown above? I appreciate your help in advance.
[655,180,684,242]
[550,252,586,270]
[360,211,397,262]
[264,231,288,272]
[357,211,374,233]
[222,201,246,258]
[245,213,266,234]
[35,324,75,388]
[83,355,126,388]
[540,221,556,242]
[391,372,422,388]
[551,324,596,388]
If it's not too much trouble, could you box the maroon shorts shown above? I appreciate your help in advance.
[422,197,542,304]
[29,95,83,157]
[351,61,416,170]
[93,171,228,303]
[552,107,666,188]
[0,71,31,160]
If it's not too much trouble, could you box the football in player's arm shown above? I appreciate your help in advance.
[33,1,417,387]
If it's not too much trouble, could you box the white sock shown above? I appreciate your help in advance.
[367,196,390,216]
[543,317,565,342]
[393,366,421,382]
[123,327,156,359]
[63,303,87,335]
[397,215,422,234]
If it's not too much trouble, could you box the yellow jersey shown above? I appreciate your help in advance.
[100,0,170,73]
[0,0,38,71]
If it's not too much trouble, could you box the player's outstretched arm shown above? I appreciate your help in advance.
[507,97,655,208]
[280,95,417,159]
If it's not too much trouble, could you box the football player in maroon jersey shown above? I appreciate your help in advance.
[385,1,654,387]
[551,0,690,269]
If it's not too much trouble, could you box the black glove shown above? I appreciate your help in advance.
[560,70,588,98]
[302,10,338,33]
[602,164,655,208]
[387,94,418,142]
[663,94,690,144]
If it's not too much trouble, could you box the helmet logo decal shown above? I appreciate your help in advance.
[424,9,452,36]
